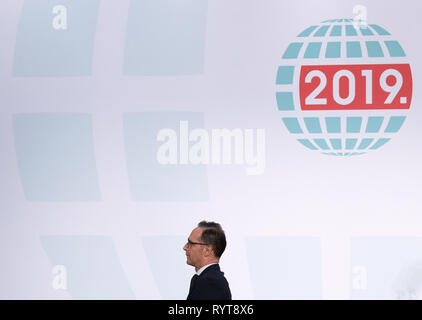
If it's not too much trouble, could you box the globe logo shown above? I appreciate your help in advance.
[275,18,413,156]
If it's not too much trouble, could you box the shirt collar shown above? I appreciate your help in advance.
[196,263,218,276]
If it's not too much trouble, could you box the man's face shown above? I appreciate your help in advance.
[183,227,205,268]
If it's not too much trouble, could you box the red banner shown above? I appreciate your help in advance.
[299,64,412,110]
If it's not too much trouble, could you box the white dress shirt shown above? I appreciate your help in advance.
[196,263,218,276]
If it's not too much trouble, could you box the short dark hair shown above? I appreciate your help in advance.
[198,221,227,258]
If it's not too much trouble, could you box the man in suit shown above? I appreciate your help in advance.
[183,221,231,300]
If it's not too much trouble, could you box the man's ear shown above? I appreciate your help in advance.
[203,245,213,257]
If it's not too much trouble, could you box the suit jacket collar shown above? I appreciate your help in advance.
[197,263,220,277]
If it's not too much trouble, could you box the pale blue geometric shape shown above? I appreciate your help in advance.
[313,25,329,37]
[123,0,208,75]
[282,118,303,134]
[13,0,100,76]
[313,139,330,150]
[276,66,295,84]
[325,117,341,133]
[304,42,322,58]
[329,25,342,36]
[385,41,406,57]
[346,138,358,150]
[347,117,362,133]
[41,236,135,299]
[329,139,342,150]
[246,237,322,299]
[13,113,100,201]
[370,24,390,35]
[347,41,362,57]
[351,237,422,300]
[369,138,390,149]
[366,41,384,57]
[365,117,384,133]
[142,236,192,299]
[359,26,374,36]
[303,118,322,133]
[276,92,295,110]
[123,112,208,201]
[282,42,303,59]
[345,25,358,36]
[325,42,341,58]
[297,26,318,37]
[297,139,318,150]
[358,138,374,150]
[385,116,406,133]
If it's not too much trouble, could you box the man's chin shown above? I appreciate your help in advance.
[186,259,193,266]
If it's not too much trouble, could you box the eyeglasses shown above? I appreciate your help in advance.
[186,238,209,247]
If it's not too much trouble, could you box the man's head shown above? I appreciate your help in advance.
[183,221,227,271]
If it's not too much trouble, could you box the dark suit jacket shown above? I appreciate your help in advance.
[187,264,231,300]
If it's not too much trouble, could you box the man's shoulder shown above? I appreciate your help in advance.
[199,264,224,278]
[191,265,232,300]
[197,265,229,286]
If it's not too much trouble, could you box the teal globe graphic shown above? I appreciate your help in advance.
[275,18,413,156]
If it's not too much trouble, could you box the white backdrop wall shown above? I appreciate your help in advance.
[1,0,422,299]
